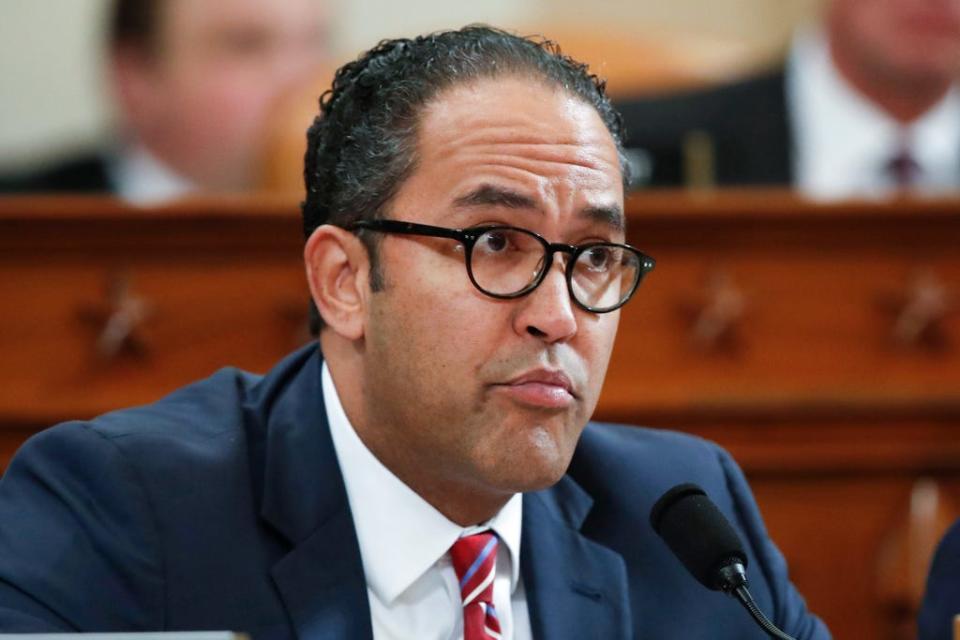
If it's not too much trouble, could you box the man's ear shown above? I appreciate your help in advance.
[304,225,370,341]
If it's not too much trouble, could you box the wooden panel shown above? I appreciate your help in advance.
[0,196,307,425]
[2,191,960,640]
[1,261,309,422]
[669,416,960,640]
[603,193,960,418]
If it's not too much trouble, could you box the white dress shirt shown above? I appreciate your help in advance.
[108,144,197,205]
[788,27,960,200]
[322,363,534,640]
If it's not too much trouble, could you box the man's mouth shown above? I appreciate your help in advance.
[494,369,576,409]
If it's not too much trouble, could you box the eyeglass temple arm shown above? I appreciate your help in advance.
[350,219,469,242]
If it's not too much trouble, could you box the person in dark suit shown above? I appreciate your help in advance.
[0,155,114,194]
[618,69,791,188]
[919,520,960,640]
[0,0,330,201]
[0,26,830,639]
[617,0,960,198]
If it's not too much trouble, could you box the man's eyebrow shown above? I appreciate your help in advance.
[453,185,538,210]
[581,204,625,233]
[452,184,625,232]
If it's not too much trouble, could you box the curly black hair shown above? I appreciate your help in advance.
[302,25,628,330]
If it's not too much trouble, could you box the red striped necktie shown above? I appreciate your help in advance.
[450,532,502,640]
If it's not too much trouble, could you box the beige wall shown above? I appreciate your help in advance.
[539,0,823,43]
[0,0,112,171]
[0,0,822,172]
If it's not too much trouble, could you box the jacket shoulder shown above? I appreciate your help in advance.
[89,365,260,441]
[573,422,728,486]
[570,423,831,639]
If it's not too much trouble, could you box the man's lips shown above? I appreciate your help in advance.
[492,369,577,409]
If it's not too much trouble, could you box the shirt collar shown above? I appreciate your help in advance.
[912,86,960,188]
[109,143,197,205]
[322,361,523,605]
[788,26,960,198]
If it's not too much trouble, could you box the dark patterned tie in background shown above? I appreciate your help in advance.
[887,146,920,189]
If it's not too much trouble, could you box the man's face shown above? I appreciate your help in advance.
[358,76,624,505]
[117,0,330,189]
[830,0,960,84]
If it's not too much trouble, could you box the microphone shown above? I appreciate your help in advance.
[650,483,798,640]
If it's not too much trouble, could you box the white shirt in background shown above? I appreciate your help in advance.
[109,144,197,205]
[788,27,960,200]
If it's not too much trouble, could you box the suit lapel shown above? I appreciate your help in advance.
[522,477,631,640]
[257,348,373,640]
[269,511,372,640]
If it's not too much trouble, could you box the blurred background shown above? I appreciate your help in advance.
[0,0,819,178]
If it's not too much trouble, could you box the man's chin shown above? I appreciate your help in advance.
[495,446,575,493]
[477,416,584,491]
[511,466,570,493]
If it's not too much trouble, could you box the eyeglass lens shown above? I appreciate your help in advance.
[468,228,640,311]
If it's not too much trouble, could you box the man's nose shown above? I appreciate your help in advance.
[512,260,578,343]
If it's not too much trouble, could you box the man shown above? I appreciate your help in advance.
[0,0,329,202]
[618,0,960,198]
[0,27,830,639]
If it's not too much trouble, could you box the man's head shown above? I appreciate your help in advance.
[109,0,330,190]
[827,0,960,97]
[303,27,640,524]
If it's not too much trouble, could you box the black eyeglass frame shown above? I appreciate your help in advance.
[348,219,655,313]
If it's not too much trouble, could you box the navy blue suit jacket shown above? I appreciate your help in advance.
[0,345,829,639]
[919,519,960,640]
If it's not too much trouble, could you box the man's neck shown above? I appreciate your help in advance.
[828,35,951,124]
[401,471,513,527]
[323,344,512,527]
[354,424,513,526]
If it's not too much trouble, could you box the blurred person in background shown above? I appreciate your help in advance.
[617,0,960,199]
[0,0,331,203]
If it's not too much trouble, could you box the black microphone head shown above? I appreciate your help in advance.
[650,483,749,592]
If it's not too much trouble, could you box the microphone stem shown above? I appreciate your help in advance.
[733,585,798,640]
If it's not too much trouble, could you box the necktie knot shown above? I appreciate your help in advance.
[450,532,502,639]
[887,146,920,189]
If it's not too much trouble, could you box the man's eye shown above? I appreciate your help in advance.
[584,246,613,269]
[478,231,509,253]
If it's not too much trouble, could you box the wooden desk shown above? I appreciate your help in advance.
[2,192,959,640]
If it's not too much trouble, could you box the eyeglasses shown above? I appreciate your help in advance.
[348,219,655,313]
